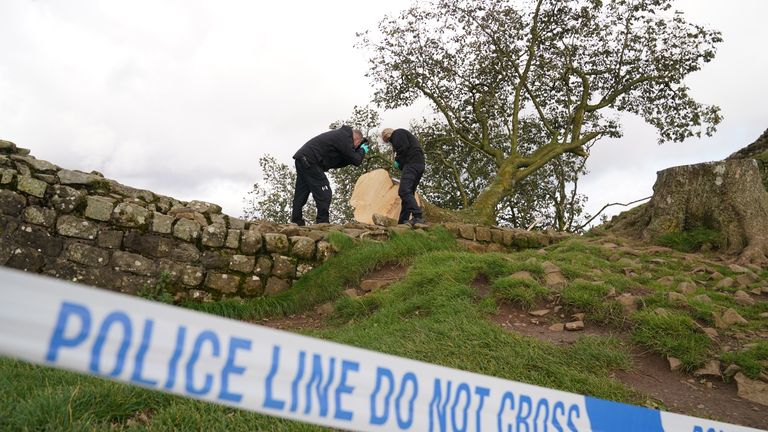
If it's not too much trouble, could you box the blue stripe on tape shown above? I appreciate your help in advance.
[585,396,663,432]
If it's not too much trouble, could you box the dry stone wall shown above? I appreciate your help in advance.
[0,139,569,301]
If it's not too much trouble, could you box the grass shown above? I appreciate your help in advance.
[721,341,768,379]
[2,230,765,430]
[656,228,724,253]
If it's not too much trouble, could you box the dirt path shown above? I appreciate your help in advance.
[491,302,767,430]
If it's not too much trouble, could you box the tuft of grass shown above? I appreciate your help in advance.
[721,341,768,379]
[492,276,548,309]
[560,280,622,323]
[656,228,724,253]
[138,271,175,304]
[632,309,711,371]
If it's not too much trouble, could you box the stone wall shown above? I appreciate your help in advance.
[0,139,568,301]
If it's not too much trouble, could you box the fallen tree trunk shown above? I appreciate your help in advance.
[609,159,768,264]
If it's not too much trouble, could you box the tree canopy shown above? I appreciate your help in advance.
[358,0,722,224]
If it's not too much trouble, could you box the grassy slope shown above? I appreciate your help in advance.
[2,228,767,430]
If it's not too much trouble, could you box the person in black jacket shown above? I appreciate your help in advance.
[381,128,425,225]
[291,125,369,225]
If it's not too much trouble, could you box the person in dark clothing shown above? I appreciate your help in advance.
[381,128,425,225]
[291,125,369,225]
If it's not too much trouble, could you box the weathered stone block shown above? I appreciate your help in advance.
[458,224,475,240]
[173,218,201,241]
[201,250,231,270]
[84,196,115,221]
[112,202,150,228]
[290,236,316,260]
[265,277,290,295]
[476,226,492,242]
[181,265,204,287]
[12,155,59,172]
[317,241,334,262]
[57,215,98,240]
[34,174,56,184]
[22,206,56,227]
[0,168,16,184]
[50,185,84,213]
[205,272,240,293]
[17,176,47,198]
[0,190,26,216]
[6,246,45,272]
[188,200,222,215]
[264,233,289,254]
[240,230,262,254]
[296,263,314,277]
[271,255,296,278]
[15,224,64,256]
[65,242,110,267]
[491,229,504,244]
[151,212,174,234]
[97,230,123,249]
[229,217,246,230]
[57,169,101,185]
[230,255,255,273]
[255,256,272,276]
[243,275,263,296]
[226,229,240,249]
[171,242,201,263]
[111,251,156,276]
[119,274,157,295]
[202,223,227,247]
[124,231,175,258]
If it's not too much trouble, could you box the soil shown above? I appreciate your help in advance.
[260,263,768,430]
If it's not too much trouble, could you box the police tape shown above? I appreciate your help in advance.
[0,267,761,432]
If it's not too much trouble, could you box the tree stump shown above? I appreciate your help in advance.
[610,160,768,264]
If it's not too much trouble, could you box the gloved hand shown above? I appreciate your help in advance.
[393,161,401,170]
[360,143,370,154]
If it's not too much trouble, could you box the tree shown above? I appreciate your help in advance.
[358,0,722,225]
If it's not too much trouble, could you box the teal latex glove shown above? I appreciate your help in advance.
[393,161,401,170]
[360,143,370,154]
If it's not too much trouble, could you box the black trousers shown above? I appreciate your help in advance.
[291,158,331,225]
[398,163,425,224]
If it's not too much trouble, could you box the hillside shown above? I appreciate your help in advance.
[0,138,767,430]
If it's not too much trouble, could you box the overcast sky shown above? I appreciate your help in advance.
[1,0,766,222]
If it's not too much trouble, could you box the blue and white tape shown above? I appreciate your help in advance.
[0,267,761,431]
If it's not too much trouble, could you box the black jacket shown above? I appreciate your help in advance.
[293,125,365,171]
[391,129,425,166]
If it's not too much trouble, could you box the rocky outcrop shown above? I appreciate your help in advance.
[0,140,569,301]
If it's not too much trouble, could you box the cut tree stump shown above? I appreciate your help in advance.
[610,159,768,264]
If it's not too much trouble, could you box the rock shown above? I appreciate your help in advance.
[343,288,359,298]
[544,271,567,289]
[723,364,742,379]
[56,215,98,240]
[201,223,227,247]
[188,200,222,215]
[616,293,638,314]
[85,196,115,222]
[290,236,316,260]
[729,264,750,274]
[668,292,687,304]
[735,373,768,406]
[242,275,263,295]
[17,176,47,198]
[565,321,584,331]
[151,212,174,234]
[510,271,535,281]
[264,233,290,254]
[693,360,721,378]
[112,202,150,228]
[317,241,334,261]
[733,290,755,306]
[50,185,85,213]
[317,302,334,316]
[173,218,202,241]
[361,279,391,292]
[476,226,492,242]
[111,251,156,276]
[57,169,101,185]
[229,255,255,273]
[692,294,712,303]
[715,277,735,289]
[205,273,240,294]
[240,230,263,254]
[271,255,296,278]
[529,309,551,317]
[0,189,26,216]
[702,327,719,340]
[668,357,682,372]
[677,281,697,295]
[548,323,564,332]
[22,206,56,227]
[654,307,670,316]
[372,213,397,227]
[715,308,748,329]
[657,276,675,287]
[571,313,586,321]
[64,243,110,267]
